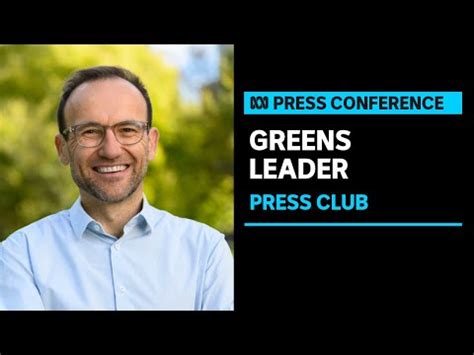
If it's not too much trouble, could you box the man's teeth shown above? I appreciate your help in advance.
[96,165,128,173]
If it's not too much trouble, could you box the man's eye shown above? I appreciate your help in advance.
[82,128,101,135]
[119,127,138,133]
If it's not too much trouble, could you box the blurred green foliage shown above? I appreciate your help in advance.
[0,45,233,241]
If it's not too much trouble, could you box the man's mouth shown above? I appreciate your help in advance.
[93,164,130,174]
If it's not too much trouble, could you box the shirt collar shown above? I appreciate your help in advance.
[139,195,160,230]
[68,195,160,239]
[69,197,96,240]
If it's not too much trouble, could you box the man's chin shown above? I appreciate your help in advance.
[84,184,139,203]
[73,169,144,204]
[92,192,133,203]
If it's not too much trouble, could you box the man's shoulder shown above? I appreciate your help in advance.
[3,209,70,245]
[151,206,225,243]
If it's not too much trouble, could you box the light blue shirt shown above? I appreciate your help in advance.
[0,197,233,310]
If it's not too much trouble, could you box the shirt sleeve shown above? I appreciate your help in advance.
[201,236,234,310]
[0,232,45,310]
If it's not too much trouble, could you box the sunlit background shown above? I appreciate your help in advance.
[0,45,234,248]
[151,45,221,102]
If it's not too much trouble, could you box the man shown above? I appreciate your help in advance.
[0,66,234,310]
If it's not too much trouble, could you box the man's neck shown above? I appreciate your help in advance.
[80,189,144,238]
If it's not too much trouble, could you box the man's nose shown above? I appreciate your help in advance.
[98,128,123,159]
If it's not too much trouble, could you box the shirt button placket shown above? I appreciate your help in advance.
[111,242,125,309]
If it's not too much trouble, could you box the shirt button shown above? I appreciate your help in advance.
[119,286,126,293]
[114,243,121,251]
[94,225,100,231]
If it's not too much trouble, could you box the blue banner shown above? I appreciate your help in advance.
[244,92,463,115]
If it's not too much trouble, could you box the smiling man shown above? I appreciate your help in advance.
[0,66,234,310]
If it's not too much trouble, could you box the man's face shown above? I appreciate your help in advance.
[55,78,158,203]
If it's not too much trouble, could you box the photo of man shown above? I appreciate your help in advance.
[0,46,234,310]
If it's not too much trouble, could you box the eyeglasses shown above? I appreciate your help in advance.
[62,120,149,148]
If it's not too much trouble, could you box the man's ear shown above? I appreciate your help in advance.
[55,134,70,165]
[147,127,159,161]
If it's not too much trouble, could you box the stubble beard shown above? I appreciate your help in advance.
[70,159,148,203]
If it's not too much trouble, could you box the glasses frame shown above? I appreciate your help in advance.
[61,120,150,148]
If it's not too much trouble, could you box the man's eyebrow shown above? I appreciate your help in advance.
[72,120,101,126]
[70,119,147,127]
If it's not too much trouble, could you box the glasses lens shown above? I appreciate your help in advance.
[72,121,147,147]
[114,121,146,145]
[76,124,104,147]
